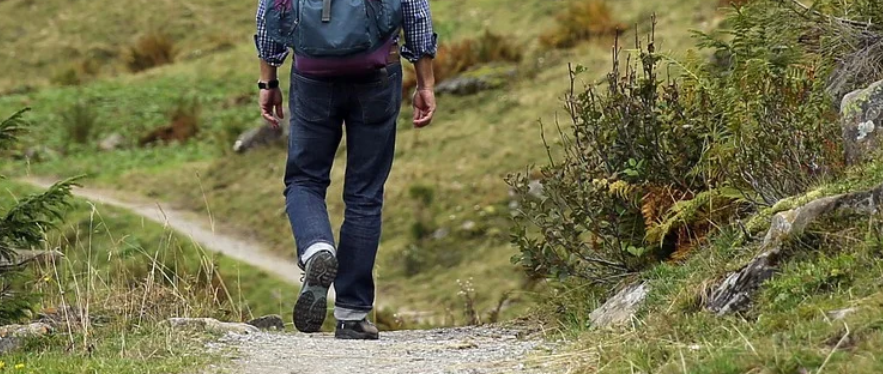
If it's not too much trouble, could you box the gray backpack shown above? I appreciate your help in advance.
[264,0,403,75]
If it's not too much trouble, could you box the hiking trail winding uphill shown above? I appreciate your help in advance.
[22,178,305,285]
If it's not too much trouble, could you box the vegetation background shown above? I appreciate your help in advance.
[2,0,883,372]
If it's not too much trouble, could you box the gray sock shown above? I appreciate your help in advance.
[301,242,336,264]
[335,307,369,321]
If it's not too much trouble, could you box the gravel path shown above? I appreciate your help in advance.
[212,325,558,374]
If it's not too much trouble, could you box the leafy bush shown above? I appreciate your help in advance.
[509,3,843,284]
[125,32,177,73]
[539,0,624,49]
[0,109,76,324]
[403,29,523,97]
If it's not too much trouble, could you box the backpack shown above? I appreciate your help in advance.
[264,0,403,76]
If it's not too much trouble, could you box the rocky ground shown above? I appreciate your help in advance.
[206,325,560,374]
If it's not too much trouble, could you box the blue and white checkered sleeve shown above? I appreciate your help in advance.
[255,0,290,66]
[401,0,438,63]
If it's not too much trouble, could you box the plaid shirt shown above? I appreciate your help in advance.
[255,0,438,66]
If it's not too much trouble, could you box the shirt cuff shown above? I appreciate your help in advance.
[402,33,439,63]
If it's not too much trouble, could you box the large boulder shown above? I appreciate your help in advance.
[706,182,883,315]
[233,124,285,153]
[98,133,125,151]
[841,79,883,165]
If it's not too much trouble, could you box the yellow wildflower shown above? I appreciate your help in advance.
[0,360,6,369]
[14,363,25,370]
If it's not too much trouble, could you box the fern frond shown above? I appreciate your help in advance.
[645,187,747,246]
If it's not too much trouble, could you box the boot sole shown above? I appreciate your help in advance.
[294,252,337,333]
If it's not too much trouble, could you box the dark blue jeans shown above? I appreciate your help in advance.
[283,64,403,316]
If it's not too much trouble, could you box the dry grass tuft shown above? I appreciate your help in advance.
[539,0,624,49]
[125,33,177,73]
[139,98,200,146]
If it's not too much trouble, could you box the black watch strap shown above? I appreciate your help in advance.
[258,79,280,90]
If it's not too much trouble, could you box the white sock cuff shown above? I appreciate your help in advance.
[334,307,370,321]
[301,242,336,264]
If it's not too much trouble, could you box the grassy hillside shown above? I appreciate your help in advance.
[0,0,727,323]
[0,179,296,373]
[0,180,296,319]
[545,160,883,372]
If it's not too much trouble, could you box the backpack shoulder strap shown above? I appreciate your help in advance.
[322,0,332,22]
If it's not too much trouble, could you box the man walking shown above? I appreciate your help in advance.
[254,0,437,340]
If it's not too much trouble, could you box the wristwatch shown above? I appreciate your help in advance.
[258,79,280,90]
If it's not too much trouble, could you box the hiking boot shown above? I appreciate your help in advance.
[335,319,379,340]
[293,250,338,333]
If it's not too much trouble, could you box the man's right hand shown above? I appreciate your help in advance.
[260,87,285,128]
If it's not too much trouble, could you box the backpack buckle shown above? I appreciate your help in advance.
[322,0,332,22]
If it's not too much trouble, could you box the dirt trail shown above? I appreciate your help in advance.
[21,178,304,286]
[209,325,558,374]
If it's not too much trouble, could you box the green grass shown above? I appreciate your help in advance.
[0,0,729,324]
[0,179,299,373]
[538,160,883,373]
[0,180,297,321]
[0,327,216,374]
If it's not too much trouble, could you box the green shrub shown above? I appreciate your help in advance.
[0,109,76,324]
[509,3,843,284]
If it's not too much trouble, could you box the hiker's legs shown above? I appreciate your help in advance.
[334,65,403,320]
[284,72,344,263]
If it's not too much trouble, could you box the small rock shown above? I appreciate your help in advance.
[435,66,517,97]
[589,282,650,328]
[461,221,477,231]
[98,133,125,151]
[827,307,859,321]
[447,341,479,350]
[18,146,59,162]
[165,318,259,335]
[0,322,53,354]
[841,79,883,165]
[436,77,492,96]
[0,323,53,338]
[247,315,285,331]
[233,124,285,153]
[431,227,450,241]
